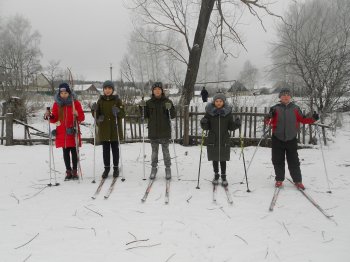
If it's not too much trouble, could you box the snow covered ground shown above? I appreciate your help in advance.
[1,114,350,262]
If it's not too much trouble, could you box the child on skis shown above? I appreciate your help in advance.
[44,83,85,180]
[92,80,125,179]
[265,87,319,190]
[144,82,176,180]
[200,93,241,187]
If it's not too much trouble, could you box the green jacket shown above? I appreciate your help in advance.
[201,103,239,161]
[95,95,125,142]
[145,95,176,140]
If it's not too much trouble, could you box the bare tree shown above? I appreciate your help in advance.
[42,60,64,94]
[130,0,279,144]
[0,15,42,92]
[271,0,350,118]
[238,60,259,90]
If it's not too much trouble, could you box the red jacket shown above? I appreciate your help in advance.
[50,97,85,148]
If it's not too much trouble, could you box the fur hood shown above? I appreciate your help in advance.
[205,102,232,117]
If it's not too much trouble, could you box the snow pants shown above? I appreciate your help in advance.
[272,135,302,183]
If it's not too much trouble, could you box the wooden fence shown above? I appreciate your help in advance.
[0,106,323,147]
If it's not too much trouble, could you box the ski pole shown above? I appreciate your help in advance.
[92,109,97,183]
[114,111,125,182]
[196,130,207,189]
[239,130,251,192]
[46,107,59,187]
[167,107,180,180]
[315,124,332,193]
[140,99,146,180]
[240,125,271,184]
[47,107,53,186]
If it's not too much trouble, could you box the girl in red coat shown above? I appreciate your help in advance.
[45,83,85,180]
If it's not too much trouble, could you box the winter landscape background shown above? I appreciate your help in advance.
[1,99,349,261]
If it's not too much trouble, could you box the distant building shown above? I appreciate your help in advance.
[74,84,101,96]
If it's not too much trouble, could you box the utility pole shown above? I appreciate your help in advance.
[110,63,113,81]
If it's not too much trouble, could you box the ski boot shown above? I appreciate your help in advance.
[275,181,283,188]
[102,167,110,179]
[64,170,72,181]
[165,167,171,180]
[221,174,228,187]
[295,182,305,190]
[72,169,79,180]
[113,167,119,178]
[212,173,220,185]
[149,167,157,180]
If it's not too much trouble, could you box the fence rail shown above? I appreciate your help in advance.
[0,106,324,147]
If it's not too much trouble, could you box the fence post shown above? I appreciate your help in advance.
[6,113,13,146]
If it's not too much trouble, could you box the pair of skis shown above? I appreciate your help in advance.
[91,177,118,200]
[213,184,234,205]
[269,178,333,219]
[141,179,171,204]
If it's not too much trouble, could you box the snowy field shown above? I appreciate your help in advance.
[1,113,350,262]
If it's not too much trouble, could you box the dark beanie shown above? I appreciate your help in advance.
[103,80,115,90]
[152,82,163,91]
[279,87,291,98]
[58,83,71,94]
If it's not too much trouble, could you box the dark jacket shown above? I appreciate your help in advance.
[266,102,315,142]
[50,92,85,148]
[201,89,209,102]
[95,95,125,142]
[201,103,239,161]
[145,94,176,140]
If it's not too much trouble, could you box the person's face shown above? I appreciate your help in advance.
[214,99,224,109]
[280,94,291,105]
[60,91,69,99]
[153,87,162,98]
[103,87,113,96]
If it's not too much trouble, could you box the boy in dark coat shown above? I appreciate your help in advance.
[200,93,241,186]
[265,87,319,189]
[92,80,125,178]
[45,83,85,180]
[144,82,176,180]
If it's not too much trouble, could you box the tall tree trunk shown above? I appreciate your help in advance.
[181,0,215,145]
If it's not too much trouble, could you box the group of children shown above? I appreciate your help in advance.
[45,82,319,190]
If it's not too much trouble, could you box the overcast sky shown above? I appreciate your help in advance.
[1,0,289,85]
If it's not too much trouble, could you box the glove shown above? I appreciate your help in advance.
[234,117,241,129]
[139,100,146,107]
[66,127,76,135]
[200,118,210,130]
[165,102,172,110]
[97,115,104,123]
[312,111,319,121]
[268,107,276,118]
[44,107,51,120]
[112,106,119,117]
[214,108,225,116]
[91,102,97,112]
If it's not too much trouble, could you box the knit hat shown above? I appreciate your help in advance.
[103,80,115,90]
[279,87,291,98]
[152,82,163,90]
[213,93,226,103]
[58,83,71,94]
